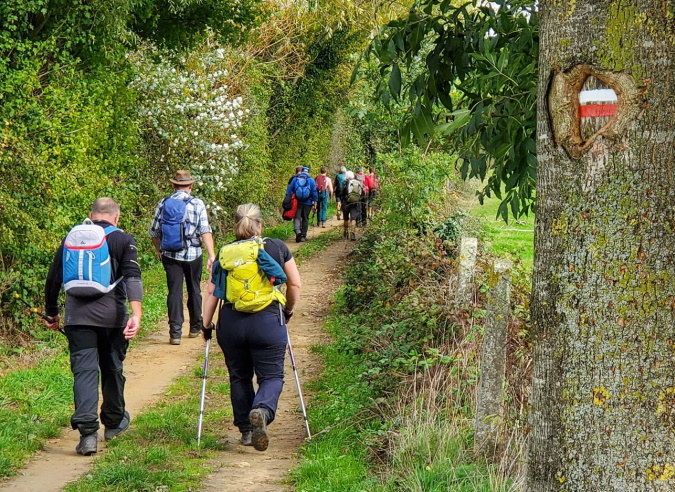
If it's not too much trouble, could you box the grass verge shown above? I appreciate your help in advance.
[0,263,168,478]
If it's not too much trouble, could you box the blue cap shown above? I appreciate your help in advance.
[302,166,309,172]
[357,166,364,172]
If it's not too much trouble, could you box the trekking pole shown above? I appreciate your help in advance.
[197,337,211,447]
[13,292,65,335]
[286,331,312,441]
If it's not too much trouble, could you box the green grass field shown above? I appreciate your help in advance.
[468,194,534,272]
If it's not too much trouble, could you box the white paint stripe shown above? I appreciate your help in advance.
[579,89,618,104]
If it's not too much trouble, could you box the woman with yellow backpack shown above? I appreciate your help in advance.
[201,203,301,451]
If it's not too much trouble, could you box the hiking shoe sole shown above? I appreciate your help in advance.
[104,411,130,441]
[249,409,269,452]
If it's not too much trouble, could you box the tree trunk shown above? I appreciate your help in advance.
[527,2,675,491]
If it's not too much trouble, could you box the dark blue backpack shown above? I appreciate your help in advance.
[161,196,195,252]
[294,176,310,201]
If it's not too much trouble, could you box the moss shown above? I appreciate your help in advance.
[596,1,647,74]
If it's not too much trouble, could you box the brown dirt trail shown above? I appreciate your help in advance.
[0,218,354,491]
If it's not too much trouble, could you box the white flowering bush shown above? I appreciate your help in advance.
[129,40,249,215]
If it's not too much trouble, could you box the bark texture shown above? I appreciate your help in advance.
[527,1,675,491]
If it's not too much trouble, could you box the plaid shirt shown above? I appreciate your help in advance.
[149,190,212,261]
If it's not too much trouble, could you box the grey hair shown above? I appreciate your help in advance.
[91,197,120,216]
[234,203,263,240]
[340,166,347,174]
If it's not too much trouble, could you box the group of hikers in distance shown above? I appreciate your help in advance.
[43,169,310,457]
[283,164,380,242]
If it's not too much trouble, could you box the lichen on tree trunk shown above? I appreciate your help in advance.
[527,2,675,491]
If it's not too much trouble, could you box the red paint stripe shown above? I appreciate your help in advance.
[67,238,106,250]
[579,103,618,118]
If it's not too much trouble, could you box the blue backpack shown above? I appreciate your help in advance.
[161,196,195,252]
[63,219,121,297]
[294,176,310,201]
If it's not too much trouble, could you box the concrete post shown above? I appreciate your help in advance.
[455,237,478,306]
[474,258,512,457]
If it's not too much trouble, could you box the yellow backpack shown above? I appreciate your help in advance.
[218,238,286,313]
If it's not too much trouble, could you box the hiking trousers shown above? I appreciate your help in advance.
[316,191,329,223]
[294,203,313,238]
[216,306,287,433]
[66,325,129,436]
[162,255,203,338]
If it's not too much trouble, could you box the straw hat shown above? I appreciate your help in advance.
[169,170,196,185]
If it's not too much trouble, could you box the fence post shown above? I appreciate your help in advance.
[455,237,478,307]
[474,258,512,457]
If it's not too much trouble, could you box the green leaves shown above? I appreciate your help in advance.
[365,0,539,220]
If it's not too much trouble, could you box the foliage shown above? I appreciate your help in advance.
[130,0,268,49]
[374,149,457,234]
[434,211,466,243]
[362,0,538,220]
[129,37,250,217]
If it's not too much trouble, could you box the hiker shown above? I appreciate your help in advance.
[201,203,301,451]
[314,166,333,228]
[355,166,369,226]
[364,166,380,220]
[149,170,216,345]
[334,166,347,221]
[288,165,303,185]
[44,198,143,456]
[341,170,364,241]
[285,166,318,242]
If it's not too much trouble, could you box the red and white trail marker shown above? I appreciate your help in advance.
[579,77,617,140]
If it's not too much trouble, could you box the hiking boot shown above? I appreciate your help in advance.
[104,411,130,441]
[343,228,348,238]
[170,338,181,345]
[240,430,253,446]
[295,234,302,243]
[336,212,341,220]
[300,236,307,242]
[321,221,326,228]
[188,328,201,338]
[76,432,98,456]
[350,232,356,241]
[249,408,270,451]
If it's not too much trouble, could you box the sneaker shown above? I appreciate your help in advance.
[350,232,356,241]
[300,236,307,242]
[249,408,270,451]
[188,329,201,338]
[240,431,253,446]
[76,432,98,456]
[170,338,181,345]
[321,222,326,228]
[104,411,130,441]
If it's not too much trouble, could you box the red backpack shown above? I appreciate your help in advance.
[316,175,328,193]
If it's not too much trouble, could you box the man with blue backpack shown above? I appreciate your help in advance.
[44,197,143,456]
[284,166,318,243]
[149,170,216,345]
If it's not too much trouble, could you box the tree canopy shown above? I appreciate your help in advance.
[362,0,538,220]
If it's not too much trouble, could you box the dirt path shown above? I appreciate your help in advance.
[0,217,354,492]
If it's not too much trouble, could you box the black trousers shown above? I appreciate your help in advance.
[66,325,128,436]
[294,204,313,237]
[216,306,287,433]
[161,255,203,338]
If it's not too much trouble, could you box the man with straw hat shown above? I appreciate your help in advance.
[149,170,216,345]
